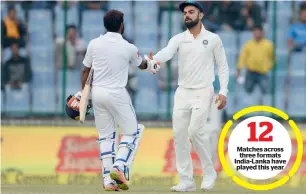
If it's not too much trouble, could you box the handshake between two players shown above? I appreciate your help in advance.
[65,0,229,192]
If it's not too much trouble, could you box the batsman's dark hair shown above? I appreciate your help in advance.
[104,10,124,33]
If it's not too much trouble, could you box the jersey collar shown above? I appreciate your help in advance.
[184,24,206,41]
[104,32,123,39]
[199,24,207,36]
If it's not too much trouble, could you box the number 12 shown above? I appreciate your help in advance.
[247,121,273,142]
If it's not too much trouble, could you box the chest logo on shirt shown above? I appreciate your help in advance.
[202,40,209,48]
[203,40,208,45]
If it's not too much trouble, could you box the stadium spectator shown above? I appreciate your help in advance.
[1,6,26,48]
[55,25,86,70]
[236,1,263,31]
[208,1,241,31]
[2,42,32,90]
[287,6,306,52]
[236,25,274,104]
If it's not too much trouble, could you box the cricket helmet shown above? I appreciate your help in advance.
[65,94,92,120]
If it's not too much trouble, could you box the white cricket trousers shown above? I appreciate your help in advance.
[91,86,138,138]
[172,85,215,181]
[92,86,141,181]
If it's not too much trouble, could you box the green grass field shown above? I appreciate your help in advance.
[2,183,305,194]
[2,174,306,193]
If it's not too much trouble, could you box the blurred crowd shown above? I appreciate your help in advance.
[1,1,306,118]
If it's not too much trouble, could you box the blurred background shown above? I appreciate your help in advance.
[1,0,305,123]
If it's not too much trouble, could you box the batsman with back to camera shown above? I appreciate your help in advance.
[66,10,160,191]
[149,1,229,192]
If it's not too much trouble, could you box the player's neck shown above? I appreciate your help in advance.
[189,23,202,38]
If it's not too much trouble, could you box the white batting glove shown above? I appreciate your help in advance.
[74,91,82,100]
[144,55,160,74]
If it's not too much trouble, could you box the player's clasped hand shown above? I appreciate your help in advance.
[215,94,227,110]
[67,91,82,111]
[144,51,160,74]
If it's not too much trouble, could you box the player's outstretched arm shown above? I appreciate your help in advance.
[129,44,160,74]
[152,35,180,63]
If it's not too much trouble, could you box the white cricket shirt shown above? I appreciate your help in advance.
[83,32,142,88]
[153,25,229,96]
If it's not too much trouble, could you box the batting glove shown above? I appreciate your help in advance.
[144,55,160,74]
[67,91,82,111]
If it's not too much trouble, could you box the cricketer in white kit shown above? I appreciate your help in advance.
[67,10,160,191]
[149,1,229,192]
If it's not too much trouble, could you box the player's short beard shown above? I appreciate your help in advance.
[184,16,200,29]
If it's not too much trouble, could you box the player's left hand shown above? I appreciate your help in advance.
[67,91,82,111]
[215,94,227,110]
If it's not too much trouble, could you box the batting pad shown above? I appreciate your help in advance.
[97,132,116,177]
[114,124,145,180]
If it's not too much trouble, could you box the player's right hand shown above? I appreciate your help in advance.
[215,94,227,110]
[67,91,82,111]
[144,52,160,74]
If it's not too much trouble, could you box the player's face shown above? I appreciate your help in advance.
[183,6,203,29]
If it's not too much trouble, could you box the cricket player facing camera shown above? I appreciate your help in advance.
[67,10,160,191]
[149,1,229,192]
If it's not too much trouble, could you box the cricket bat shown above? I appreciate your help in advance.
[79,68,94,124]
